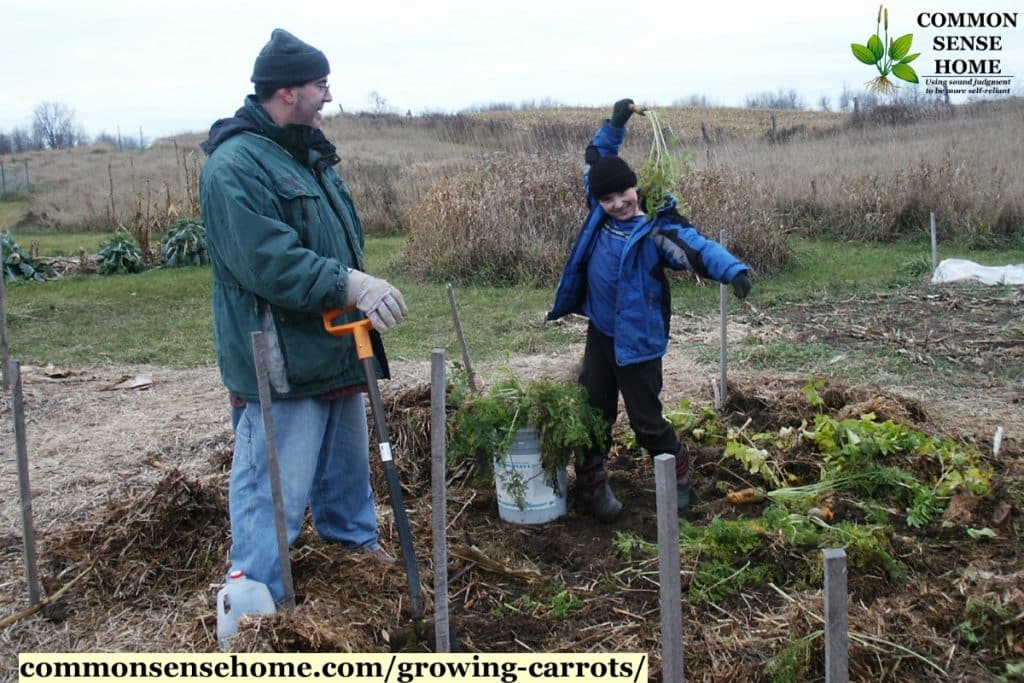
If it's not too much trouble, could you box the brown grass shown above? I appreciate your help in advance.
[3,99,1021,281]
[704,98,1024,243]
[400,154,586,285]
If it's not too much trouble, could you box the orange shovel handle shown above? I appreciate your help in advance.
[322,307,374,360]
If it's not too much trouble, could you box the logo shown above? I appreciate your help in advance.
[851,4,920,94]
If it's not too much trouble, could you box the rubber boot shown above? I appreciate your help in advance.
[576,458,623,523]
[675,445,692,512]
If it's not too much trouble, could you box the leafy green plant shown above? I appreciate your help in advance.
[624,398,724,450]
[1,230,58,282]
[448,373,609,500]
[612,532,655,560]
[956,598,1015,651]
[159,218,209,267]
[548,590,582,621]
[635,108,688,215]
[765,635,814,683]
[97,234,146,275]
[726,441,783,488]
[689,559,774,603]
[851,4,919,94]
[511,587,582,621]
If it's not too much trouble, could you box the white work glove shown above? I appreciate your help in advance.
[345,269,408,333]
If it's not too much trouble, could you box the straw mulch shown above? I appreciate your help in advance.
[1,345,1021,681]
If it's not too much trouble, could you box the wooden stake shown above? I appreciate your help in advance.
[930,212,938,274]
[824,548,849,683]
[251,331,295,609]
[718,230,728,409]
[430,349,450,652]
[1,243,10,391]
[12,360,41,605]
[654,453,685,682]
[446,283,479,393]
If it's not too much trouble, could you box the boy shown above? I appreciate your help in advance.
[547,98,752,522]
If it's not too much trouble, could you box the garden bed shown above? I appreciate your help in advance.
[0,304,1020,681]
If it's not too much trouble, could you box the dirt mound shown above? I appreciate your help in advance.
[46,470,227,605]
[1,360,1021,682]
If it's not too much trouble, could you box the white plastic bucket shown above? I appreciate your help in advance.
[495,427,567,525]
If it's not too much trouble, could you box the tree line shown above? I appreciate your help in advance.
[0,101,147,154]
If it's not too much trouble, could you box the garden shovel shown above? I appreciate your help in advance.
[322,308,424,619]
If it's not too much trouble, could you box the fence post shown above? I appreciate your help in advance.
[824,548,849,683]
[654,453,685,682]
[718,230,728,409]
[1,161,6,195]
[12,360,42,605]
[430,349,450,652]
[0,241,8,391]
[930,212,938,274]
[24,160,30,193]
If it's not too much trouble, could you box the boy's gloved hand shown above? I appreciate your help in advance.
[345,269,408,332]
[731,272,752,299]
[610,98,635,128]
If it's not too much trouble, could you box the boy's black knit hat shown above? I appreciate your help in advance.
[588,155,638,198]
[251,29,330,87]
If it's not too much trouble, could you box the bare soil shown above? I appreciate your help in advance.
[1,284,1021,682]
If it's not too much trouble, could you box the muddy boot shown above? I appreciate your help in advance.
[576,458,623,523]
[675,446,692,512]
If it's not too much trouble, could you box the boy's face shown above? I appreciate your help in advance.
[598,187,641,221]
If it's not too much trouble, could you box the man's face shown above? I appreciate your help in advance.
[598,187,641,220]
[291,77,332,126]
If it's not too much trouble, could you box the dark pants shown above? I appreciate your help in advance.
[579,324,680,462]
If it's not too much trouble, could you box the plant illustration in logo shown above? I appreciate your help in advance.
[851,4,919,94]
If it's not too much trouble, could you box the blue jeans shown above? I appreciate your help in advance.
[228,394,378,603]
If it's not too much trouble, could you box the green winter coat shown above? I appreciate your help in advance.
[199,97,384,400]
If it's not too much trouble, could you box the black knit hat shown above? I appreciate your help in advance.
[588,155,638,198]
[251,29,330,87]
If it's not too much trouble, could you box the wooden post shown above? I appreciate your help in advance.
[430,349,451,652]
[770,112,777,140]
[1,242,9,391]
[446,283,479,393]
[12,360,41,605]
[250,331,296,609]
[718,230,728,409]
[930,212,938,274]
[23,160,29,193]
[654,453,685,682]
[1,161,6,195]
[700,122,711,145]
[824,548,849,683]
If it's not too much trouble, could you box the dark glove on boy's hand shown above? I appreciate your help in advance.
[731,272,752,299]
[610,98,634,127]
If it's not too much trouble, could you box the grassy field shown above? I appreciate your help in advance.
[7,230,118,257]
[5,235,1021,376]
[0,199,25,230]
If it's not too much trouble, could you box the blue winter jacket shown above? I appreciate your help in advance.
[546,121,749,366]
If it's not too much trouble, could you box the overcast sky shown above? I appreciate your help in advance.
[2,0,1021,141]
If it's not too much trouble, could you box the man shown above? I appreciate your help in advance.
[200,28,406,604]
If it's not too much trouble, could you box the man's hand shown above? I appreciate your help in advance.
[731,272,752,299]
[610,98,635,128]
[345,269,408,332]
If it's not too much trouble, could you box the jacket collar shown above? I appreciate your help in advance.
[201,96,340,173]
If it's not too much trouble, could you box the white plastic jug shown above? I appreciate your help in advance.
[216,570,276,650]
